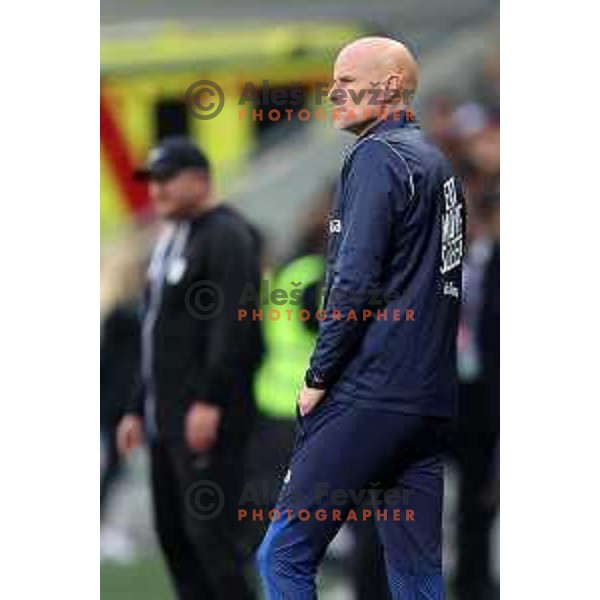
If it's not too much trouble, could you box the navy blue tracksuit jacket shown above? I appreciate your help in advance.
[307,117,465,417]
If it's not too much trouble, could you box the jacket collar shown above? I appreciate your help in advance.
[358,110,420,139]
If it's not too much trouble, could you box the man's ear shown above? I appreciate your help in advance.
[385,74,403,104]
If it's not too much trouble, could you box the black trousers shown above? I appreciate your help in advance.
[454,382,500,599]
[150,439,255,600]
[241,415,297,553]
[100,426,121,521]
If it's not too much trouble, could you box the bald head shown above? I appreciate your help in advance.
[329,36,419,134]
[337,37,419,91]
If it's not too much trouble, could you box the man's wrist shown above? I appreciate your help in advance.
[304,367,328,390]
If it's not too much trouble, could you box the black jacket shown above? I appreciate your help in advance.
[128,205,263,439]
[101,303,140,429]
[479,241,500,427]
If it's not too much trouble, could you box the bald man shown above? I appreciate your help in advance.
[257,38,465,599]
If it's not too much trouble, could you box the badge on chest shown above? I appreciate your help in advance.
[166,257,187,285]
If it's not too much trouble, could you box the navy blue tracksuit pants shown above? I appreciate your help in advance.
[257,392,451,599]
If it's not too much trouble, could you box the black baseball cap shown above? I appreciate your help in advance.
[133,136,211,180]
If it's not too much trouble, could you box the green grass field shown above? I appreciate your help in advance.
[101,552,350,600]
[101,553,173,600]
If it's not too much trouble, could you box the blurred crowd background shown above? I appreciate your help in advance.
[101,1,499,598]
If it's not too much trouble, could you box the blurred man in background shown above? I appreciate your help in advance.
[453,188,499,600]
[258,37,465,599]
[100,241,146,563]
[116,137,262,600]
